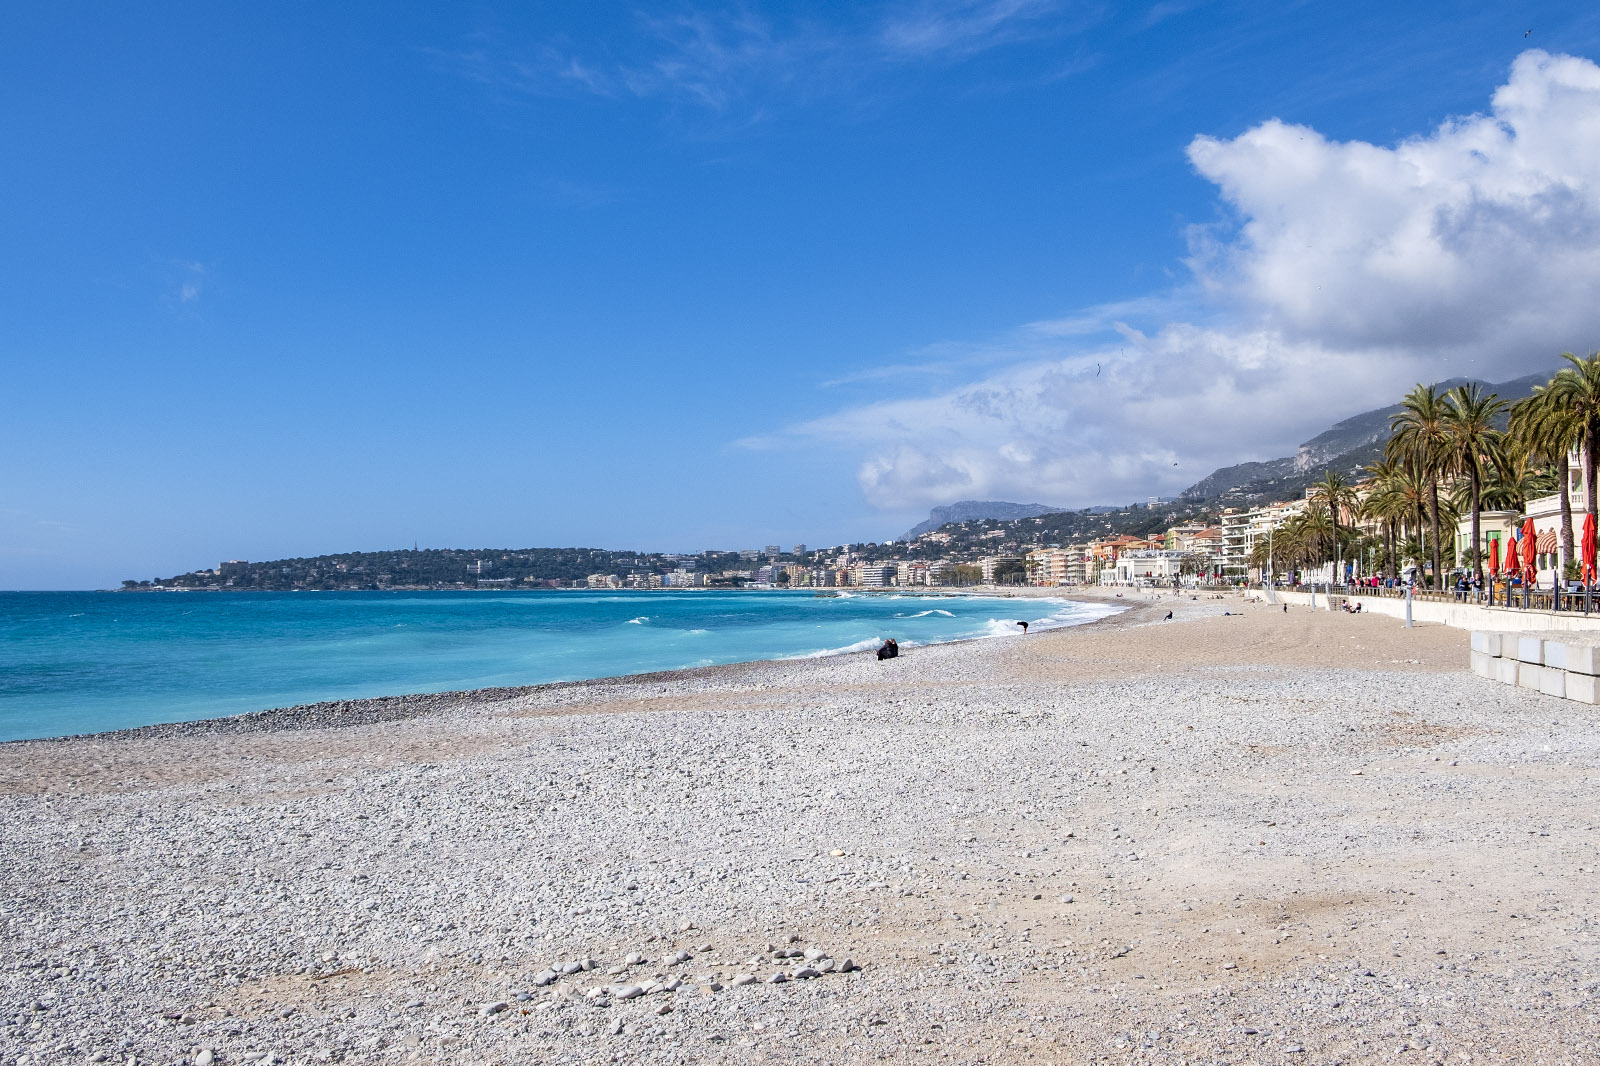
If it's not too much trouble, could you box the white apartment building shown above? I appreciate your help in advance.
[1025,547,1078,586]
[1108,549,1185,586]
[853,563,893,587]
[1247,499,1306,565]
[1219,509,1252,573]
[896,561,929,586]
[980,555,1021,583]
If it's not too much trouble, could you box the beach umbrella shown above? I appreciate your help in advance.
[1488,535,1500,576]
[1504,530,1520,574]
[1585,512,1597,584]
[1523,516,1539,578]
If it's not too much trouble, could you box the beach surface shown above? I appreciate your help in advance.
[4,590,1597,1065]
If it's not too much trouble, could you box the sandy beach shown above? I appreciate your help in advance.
[4,591,1597,1065]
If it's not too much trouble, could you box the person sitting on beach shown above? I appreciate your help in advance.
[1164,611,1172,620]
[876,638,899,660]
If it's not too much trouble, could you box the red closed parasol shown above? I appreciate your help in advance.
[1488,535,1500,576]
[1522,516,1539,578]
[1585,512,1597,584]
[1504,530,1521,573]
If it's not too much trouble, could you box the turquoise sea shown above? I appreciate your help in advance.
[0,589,1115,742]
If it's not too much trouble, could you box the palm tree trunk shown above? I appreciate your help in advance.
[1330,510,1340,584]
[1588,427,1599,526]
[1559,451,1575,584]
[1415,505,1424,551]
[1470,468,1482,584]
[1428,481,1442,590]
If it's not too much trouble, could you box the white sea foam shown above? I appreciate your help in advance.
[626,616,649,624]
[787,637,883,659]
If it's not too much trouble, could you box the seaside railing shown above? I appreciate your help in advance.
[1251,581,1599,615]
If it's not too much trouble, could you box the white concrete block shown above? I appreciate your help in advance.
[1470,650,1494,678]
[1543,641,1568,670]
[1470,631,1503,657]
[1562,642,1600,676]
[1518,663,1547,690]
[1539,668,1567,699]
[1493,657,1520,686]
[1567,671,1600,705]
[1516,636,1546,664]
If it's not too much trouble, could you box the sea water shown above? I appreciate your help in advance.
[0,589,1117,742]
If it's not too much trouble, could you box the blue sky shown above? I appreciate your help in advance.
[5,2,1600,588]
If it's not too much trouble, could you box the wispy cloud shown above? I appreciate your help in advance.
[813,292,1194,389]
[432,2,1101,120]
[160,259,208,314]
[878,0,1064,59]
[0,508,81,557]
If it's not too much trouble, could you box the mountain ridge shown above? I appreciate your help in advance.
[1178,371,1551,503]
[900,500,1064,541]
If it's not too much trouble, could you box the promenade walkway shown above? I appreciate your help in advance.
[1251,585,1600,633]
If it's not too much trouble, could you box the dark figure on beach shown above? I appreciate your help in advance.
[1282,603,1288,613]
[1164,611,1172,620]
[1016,620,1029,634]
[877,638,899,660]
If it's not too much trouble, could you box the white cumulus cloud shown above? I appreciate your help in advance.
[1187,49,1600,360]
[767,49,1600,513]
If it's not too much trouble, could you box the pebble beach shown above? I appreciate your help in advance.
[4,591,1598,1065]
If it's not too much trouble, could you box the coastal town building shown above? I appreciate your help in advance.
[1219,509,1251,573]
[1246,500,1306,561]
[980,555,1021,583]
[852,563,893,587]
[1106,549,1185,586]
[896,561,929,586]
[1025,547,1079,586]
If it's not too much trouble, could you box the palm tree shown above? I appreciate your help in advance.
[1387,384,1451,588]
[1477,437,1558,512]
[1309,469,1360,581]
[1441,384,1506,583]
[1546,351,1600,518]
[1362,460,1410,580]
[1508,378,1581,577]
